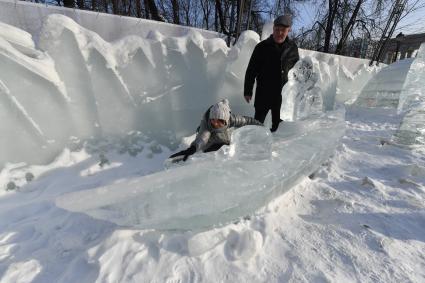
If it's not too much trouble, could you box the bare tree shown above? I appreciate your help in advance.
[146,0,164,21]
[63,0,74,8]
[171,0,181,24]
[200,0,213,29]
[335,0,364,54]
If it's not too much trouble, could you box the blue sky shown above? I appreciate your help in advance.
[284,0,425,36]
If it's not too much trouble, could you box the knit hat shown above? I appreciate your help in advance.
[209,99,231,122]
[274,14,292,27]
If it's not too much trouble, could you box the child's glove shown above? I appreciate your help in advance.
[183,145,196,161]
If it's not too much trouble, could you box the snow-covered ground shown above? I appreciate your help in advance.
[0,5,424,283]
[1,105,423,283]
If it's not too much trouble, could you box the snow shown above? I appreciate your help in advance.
[0,8,424,283]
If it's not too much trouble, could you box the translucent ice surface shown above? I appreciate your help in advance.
[0,15,254,166]
[1,12,375,229]
[56,109,345,230]
[398,43,425,113]
[0,14,370,167]
[393,43,425,145]
[355,58,413,108]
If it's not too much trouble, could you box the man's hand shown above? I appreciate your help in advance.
[244,96,252,103]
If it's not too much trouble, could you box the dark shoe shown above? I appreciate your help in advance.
[270,119,283,132]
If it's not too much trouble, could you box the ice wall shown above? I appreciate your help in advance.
[0,14,256,166]
[0,13,372,167]
[355,58,413,108]
[398,43,425,113]
[0,0,222,43]
[393,43,425,145]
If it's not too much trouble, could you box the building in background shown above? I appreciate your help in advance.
[344,32,425,63]
[380,32,425,63]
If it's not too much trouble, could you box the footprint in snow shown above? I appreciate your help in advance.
[224,229,263,261]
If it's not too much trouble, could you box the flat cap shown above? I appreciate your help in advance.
[274,14,292,27]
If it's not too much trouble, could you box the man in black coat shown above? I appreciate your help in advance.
[244,14,299,132]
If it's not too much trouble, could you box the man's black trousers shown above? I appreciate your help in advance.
[254,98,282,131]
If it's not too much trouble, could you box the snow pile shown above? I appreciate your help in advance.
[393,42,425,145]
[1,107,423,282]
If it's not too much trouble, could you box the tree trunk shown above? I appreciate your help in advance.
[228,0,236,44]
[144,0,150,18]
[171,0,180,24]
[136,0,142,17]
[77,0,84,9]
[111,0,119,14]
[147,0,164,21]
[246,0,253,30]
[234,0,245,43]
[63,0,75,8]
[323,0,339,53]
[201,0,212,29]
[215,0,229,34]
[214,4,219,31]
[102,0,108,13]
[335,0,364,54]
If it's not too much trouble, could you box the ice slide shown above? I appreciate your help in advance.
[56,111,345,230]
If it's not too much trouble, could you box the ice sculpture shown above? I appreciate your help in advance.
[355,58,413,108]
[0,0,222,42]
[281,55,339,121]
[56,110,345,231]
[56,45,347,230]
[1,12,363,229]
[393,43,425,145]
[0,15,254,166]
[397,43,425,113]
[336,64,381,104]
[0,23,71,165]
[0,13,374,167]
